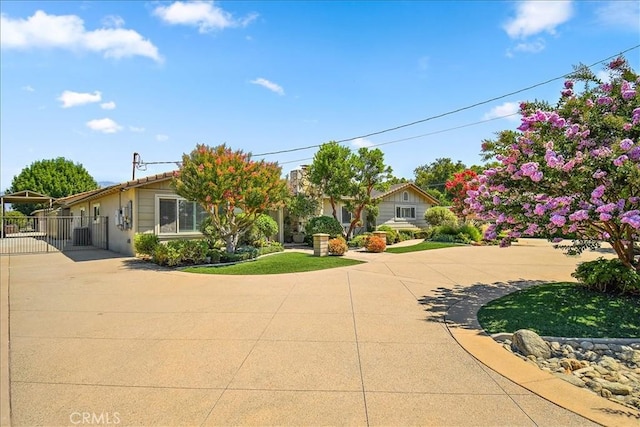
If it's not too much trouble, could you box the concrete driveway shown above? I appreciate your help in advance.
[1,240,635,426]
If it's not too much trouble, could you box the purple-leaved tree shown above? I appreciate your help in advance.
[466,57,639,272]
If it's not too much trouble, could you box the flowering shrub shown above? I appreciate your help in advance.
[466,57,639,274]
[366,235,387,252]
[328,237,348,255]
[445,170,478,219]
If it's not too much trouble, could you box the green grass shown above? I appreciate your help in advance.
[385,241,458,254]
[478,282,640,338]
[183,252,364,275]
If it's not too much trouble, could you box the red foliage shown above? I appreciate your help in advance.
[445,169,478,219]
[365,235,386,253]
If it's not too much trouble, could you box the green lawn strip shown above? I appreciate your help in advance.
[183,252,364,275]
[477,282,640,338]
[385,241,459,253]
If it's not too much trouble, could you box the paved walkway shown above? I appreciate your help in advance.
[1,240,638,426]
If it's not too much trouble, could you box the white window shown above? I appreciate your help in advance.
[402,191,409,202]
[157,196,207,234]
[395,205,416,220]
[341,205,352,224]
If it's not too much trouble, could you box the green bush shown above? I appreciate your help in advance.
[424,207,458,227]
[348,233,371,248]
[153,242,182,267]
[257,241,284,256]
[398,229,417,241]
[376,225,399,245]
[414,229,431,240]
[200,216,221,248]
[221,245,258,263]
[180,239,208,264]
[572,258,640,295]
[306,216,344,239]
[458,223,482,242]
[134,233,159,257]
[431,233,457,243]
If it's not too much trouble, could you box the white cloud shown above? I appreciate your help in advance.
[101,15,125,28]
[351,138,374,148]
[86,118,122,133]
[58,90,101,108]
[512,39,545,54]
[22,85,34,92]
[129,126,145,132]
[483,102,521,121]
[503,1,573,38]
[153,1,258,33]
[250,78,284,95]
[1,10,162,62]
[100,101,116,110]
[595,1,640,30]
[597,70,611,83]
[156,134,169,142]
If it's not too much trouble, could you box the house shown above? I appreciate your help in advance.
[56,172,284,256]
[287,167,438,235]
[319,182,439,233]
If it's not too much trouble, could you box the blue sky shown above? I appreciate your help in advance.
[1,1,639,190]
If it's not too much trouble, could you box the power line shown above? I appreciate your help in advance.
[135,45,639,168]
[254,44,639,156]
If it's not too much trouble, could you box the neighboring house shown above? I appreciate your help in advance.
[370,182,439,230]
[56,172,284,256]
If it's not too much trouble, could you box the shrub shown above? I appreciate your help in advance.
[200,216,221,248]
[457,223,482,242]
[424,206,458,228]
[365,235,386,252]
[180,239,208,264]
[207,248,222,264]
[414,229,431,240]
[572,258,640,295]
[152,242,182,267]
[376,225,399,245]
[221,245,258,263]
[398,229,416,241]
[306,216,344,239]
[257,241,284,256]
[328,237,348,255]
[134,233,159,257]
[430,233,457,243]
[348,233,371,248]
[254,214,279,241]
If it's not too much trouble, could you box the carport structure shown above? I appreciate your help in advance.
[0,190,108,254]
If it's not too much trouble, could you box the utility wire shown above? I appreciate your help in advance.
[134,45,639,167]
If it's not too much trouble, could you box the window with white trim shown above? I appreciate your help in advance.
[341,205,352,224]
[157,197,207,234]
[402,191,409,202]
[395,205,416,220]
[93,203,100,223]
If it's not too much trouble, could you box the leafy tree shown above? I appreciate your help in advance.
[387,175,409,185]
[344,147,393,238]
[173,144,288,253]
[307,141,353,220]
[414,157,466,198]
[466,56,639,272]
[445,169,478,219]
[7,157,98,215]
[425,188,449,205]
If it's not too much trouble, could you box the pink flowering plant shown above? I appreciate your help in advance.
[466,57,639,273]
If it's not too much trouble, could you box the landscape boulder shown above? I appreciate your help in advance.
[511,329,551,359]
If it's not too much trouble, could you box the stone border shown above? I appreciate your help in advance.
[444,280,640,427]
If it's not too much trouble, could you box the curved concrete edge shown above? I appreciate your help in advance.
[451,330,640,427]
[0,256,11,426]
[444,281,640,427]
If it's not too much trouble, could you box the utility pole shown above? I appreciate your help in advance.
[132,152,140,180]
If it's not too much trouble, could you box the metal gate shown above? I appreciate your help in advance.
[0,216,108,255]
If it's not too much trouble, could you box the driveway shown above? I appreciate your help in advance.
[1,240,634,426]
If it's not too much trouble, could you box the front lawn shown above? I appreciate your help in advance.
[478,282,640,338]
[385,241,458,254]
[183,252,364,275]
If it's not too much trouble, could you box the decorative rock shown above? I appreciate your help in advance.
[550,341,561,352]
[554,373,586,388]
[580,341,594,351]
[594,365,609,375]
[593,343,610,351]
[599,356,620,371]
[512,330,551,359]
[560,359,588,371]
[573,366,594,376]
[586,380,602,393]
[583,350,598,362]
[599,379,632,395]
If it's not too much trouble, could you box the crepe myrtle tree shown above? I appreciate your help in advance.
[173,144,288,254]
[445,169,478,220]
[466,57,639,271]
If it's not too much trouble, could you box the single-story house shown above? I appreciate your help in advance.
[317,182,439,233]
[55,171,284,256]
